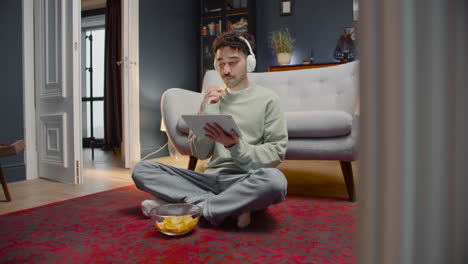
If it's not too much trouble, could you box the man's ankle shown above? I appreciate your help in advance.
[237,211,251,228]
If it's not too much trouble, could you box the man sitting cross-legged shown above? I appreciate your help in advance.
[132,31,288,228]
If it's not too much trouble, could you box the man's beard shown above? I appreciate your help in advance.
[224,71,247,88]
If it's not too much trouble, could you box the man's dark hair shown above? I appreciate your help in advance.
[212,31,256,56]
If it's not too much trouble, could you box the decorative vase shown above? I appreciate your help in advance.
[277,52,291,65]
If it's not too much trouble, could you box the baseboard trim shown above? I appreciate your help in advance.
[1,164,26,183]
[1,162,25,169]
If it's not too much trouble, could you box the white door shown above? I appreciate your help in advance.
[34,0,82,184]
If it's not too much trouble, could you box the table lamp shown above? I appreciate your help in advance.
[333,29,356,63]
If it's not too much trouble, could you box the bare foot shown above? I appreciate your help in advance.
[237,211,251,228]
[140,198,168,218]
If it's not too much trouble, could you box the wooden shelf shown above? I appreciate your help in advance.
[268,62,343,72]
[202,13,223,19]
[203,8,248,18]
[225,8,249,16]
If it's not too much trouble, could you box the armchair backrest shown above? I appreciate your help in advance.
[161,88,203,155]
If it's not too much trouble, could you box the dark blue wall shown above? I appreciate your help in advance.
[138,0,354,157]
[0,0,25,183]
[139,0,200,158]
[256,0,354,72]
[0,0,353,182]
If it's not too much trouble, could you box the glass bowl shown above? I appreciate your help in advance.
[149,203,202,236]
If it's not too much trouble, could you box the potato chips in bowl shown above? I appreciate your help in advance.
[149,204,202,236]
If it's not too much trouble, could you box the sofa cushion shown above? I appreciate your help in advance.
[285,110,352,138]
[176,117,190,135]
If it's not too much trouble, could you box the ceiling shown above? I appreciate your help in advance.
[82,0,106,11]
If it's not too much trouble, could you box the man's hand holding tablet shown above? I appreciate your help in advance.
[181,115,242,148]
[204,122,239,148]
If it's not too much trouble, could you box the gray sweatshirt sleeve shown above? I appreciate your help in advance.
[188,102,220,160]
[227,97,288,170]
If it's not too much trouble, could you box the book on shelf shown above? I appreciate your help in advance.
[230,18,248,32]
[207,8,222,12]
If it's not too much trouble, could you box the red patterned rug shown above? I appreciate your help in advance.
[0,185,356,264]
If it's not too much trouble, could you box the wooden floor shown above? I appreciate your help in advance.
[0,148,359,215]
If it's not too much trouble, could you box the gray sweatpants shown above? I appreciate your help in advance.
[132,160,288,226]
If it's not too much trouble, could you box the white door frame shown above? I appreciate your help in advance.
[122,0,141,169]
[22,0,140,180]
[22,0,37,180]
[72,0,82,182]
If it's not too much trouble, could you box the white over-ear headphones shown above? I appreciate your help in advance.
[214,35,256,73]
[239,36,256,72]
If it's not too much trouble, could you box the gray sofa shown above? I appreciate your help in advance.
[161,61,359,201]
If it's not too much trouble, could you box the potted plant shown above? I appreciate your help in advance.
[270,28,295,65]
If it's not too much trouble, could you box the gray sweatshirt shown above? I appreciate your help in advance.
[189,83,288,173]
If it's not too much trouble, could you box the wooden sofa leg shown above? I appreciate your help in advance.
[339,161,356,202]
[188,156,198,171]
[0,166,11,202]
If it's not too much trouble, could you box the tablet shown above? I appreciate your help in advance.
[181,115,242,138]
